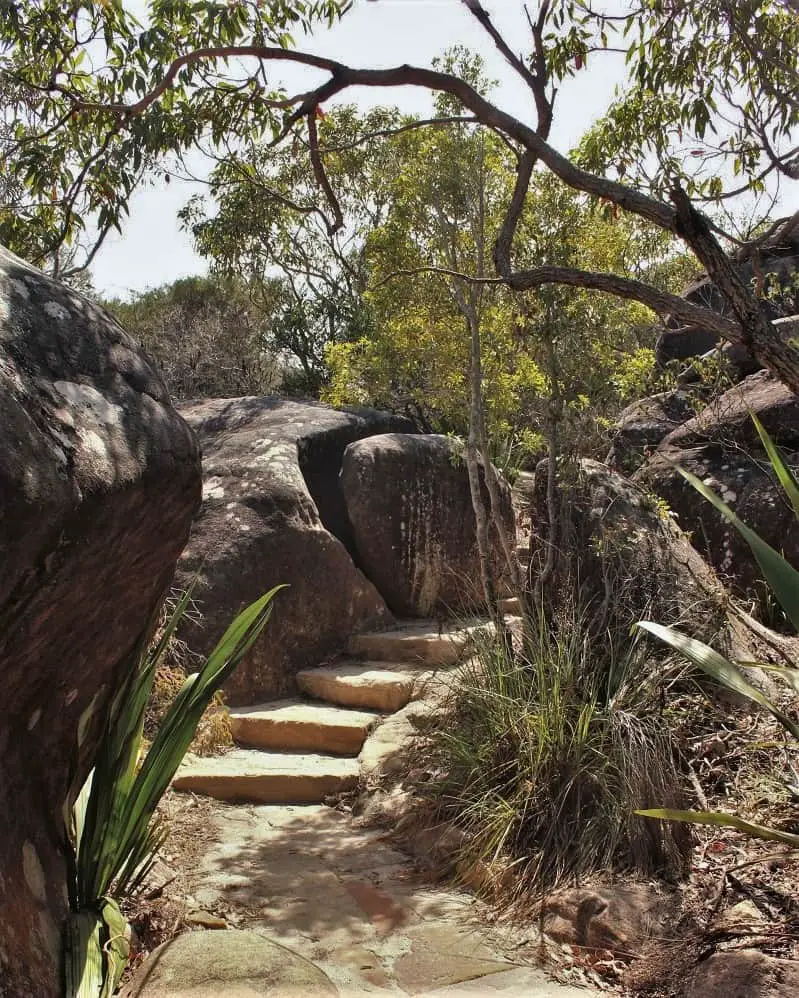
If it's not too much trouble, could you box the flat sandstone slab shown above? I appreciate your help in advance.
[173,749,359,804]
[229,699,378,755]
[416,966,595,996]
[297,661,421,712]
[348,619,492,665]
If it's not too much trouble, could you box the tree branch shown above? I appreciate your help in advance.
[306,111,343,235]
[68,45,678,231]
[369,265,503,291]
[494,150,536,278]
[313,115,478,153]
[503,263,744,338]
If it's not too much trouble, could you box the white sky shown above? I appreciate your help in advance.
[88,0,798,298]
[90,0,627,297]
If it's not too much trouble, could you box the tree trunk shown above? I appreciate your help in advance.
[672,187,799,395]
[465,316,500,625]
[533,328,564,613]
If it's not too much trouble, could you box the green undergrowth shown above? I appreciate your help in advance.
[426,609,690,899]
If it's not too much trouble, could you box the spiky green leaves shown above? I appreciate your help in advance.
[65,583,285,997]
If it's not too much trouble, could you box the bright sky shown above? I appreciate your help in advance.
[90,0,627,298]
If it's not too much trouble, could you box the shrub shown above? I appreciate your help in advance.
[143,594,233,757]
[427,609,688,899]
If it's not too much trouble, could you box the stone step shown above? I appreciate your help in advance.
[499,596,521,615]
[297,661,426,712]
[348,619,490,665]
[173,749,359,804]
[229,699,378,755]
[516,543,530,561]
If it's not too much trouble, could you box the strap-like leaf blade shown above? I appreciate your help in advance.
[636,621,799,740]
[636,807,799,848]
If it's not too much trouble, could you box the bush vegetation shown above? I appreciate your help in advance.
[426,611,690,898]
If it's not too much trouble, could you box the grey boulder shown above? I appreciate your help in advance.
[341,433,514,617]
[176,398,413,704]
[0,244,201,998]
[637,368,799,597]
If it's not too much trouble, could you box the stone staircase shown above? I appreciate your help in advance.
[173,619,500,805]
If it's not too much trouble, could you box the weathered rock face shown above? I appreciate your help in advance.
[607,387,707,474]
[656,322,721,368]
[532,459,731,646]
[0,245,201,998]
[637,370,799,596]
[543,884,669,956]
[177,398,413,705]
[340,434,514,617]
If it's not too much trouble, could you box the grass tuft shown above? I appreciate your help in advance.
[143,592,233,756]
[426,608,690,899]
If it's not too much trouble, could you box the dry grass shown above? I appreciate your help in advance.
[424,608,691,901]
[143,594,233,757]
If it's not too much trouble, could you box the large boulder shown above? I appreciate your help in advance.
[656,246,799,372]
[340,434,515,617]
[655,322,721,368]
[177,398,413,704]
[607,387,707,474]
[637,369,799,597]
[531,458,733,648]
[0,245,201,998]
[125,929,338,997]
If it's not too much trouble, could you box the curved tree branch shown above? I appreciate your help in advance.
[505,264,743,338]
[50,36,799,390]
[69,45,678,231]
[306,111,343,235]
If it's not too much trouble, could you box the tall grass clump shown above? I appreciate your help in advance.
[428,609,689,898]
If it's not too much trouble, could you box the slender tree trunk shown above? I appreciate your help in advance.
[468,131,522,612]
[533,328,563,613]
[475,403,524,596]
[464,311,500,625]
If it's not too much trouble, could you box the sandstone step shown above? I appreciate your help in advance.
[499,596,521,615]
[516,543,530,561]
[348,619,490,665]
[172,749,359,804]
[297,661,425,712]
[229,699,378,755]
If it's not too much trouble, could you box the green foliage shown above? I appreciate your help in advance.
[180,103,410,393]
[0,0,350,265]
[104,274,284,400]
[328,132,689,449]
[638,416,799,846]
[428,612,686,895]
[568,0,799,202]
[64,583,284,997]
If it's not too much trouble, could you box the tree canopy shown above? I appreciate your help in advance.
[1,0,798,388]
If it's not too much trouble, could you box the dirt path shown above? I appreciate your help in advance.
[152,796,600,997]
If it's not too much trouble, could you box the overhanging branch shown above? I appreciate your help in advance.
[68,44,678,232]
